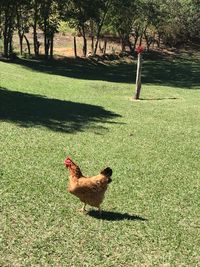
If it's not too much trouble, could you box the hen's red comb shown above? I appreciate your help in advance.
[64,157,72,166]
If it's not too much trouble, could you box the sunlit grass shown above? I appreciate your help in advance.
[0,54,200,266]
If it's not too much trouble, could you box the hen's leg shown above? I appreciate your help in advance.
[83,203,86,212]
[79,203,86,212]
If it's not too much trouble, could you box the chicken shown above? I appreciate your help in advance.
[64,157,112,213]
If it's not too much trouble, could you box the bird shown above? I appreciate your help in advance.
[64,157,112,213]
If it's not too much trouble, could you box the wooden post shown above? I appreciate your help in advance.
[134,52,142,100]
[133,45,144,100]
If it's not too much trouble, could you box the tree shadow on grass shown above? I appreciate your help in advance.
[139,97,178,101]
[142,60,200,89]
[1,52,200,88]
[0,87,121,133]
[1,56,133,84]
[88,210,147,221]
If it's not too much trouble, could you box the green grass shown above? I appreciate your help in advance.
[0,51,200,266]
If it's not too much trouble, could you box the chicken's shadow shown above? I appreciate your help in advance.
[87,210,147,221]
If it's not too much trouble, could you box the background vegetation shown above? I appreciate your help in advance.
[0,0,200,58]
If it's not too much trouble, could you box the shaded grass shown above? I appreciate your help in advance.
[0,87,120,133]
[0,52,200,266]
[1,48,200,89]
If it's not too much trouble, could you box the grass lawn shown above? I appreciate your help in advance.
[0,50,200,266]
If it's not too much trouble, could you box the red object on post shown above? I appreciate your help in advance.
[135,45,144,54]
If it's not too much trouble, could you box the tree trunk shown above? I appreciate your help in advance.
[8,34,13,56]
[33,25,39,56]
[19,34,24,55]
[103,40,107,55]
[3,6,13,58]
[74,36,77,58]
[99,41,104,53]
[16,7,24,56]
[134,53,142,100]
[139,35,142,46]
[79,25,87,57]
[133,32,139,51]
[24,35,31,55]
[157,33,161,48]
[91,36,94,53]
[50,33,54,59]
[44,17,50,59]
[121,37,126,52]
[93,1,110,56]
[83,36,87,57]
[3,20,9,57]
[33,1,39,57]
[94,37,99,55]
[7,27,13,57]
[44,19,47,58]
[144,33,151,52]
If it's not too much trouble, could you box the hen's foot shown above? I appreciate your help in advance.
[78,203,87,213]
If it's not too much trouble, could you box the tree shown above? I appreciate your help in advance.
[0,0,199,59]
[155,0,200,47]
[1,0,16,57]
[131,0,162,51]
[31,0,42,57]
[182,0,200,43]
[60,0,110,57]
[92,0,111,55]
[16,0,31,55]
[62,0,91,57]
[39,0,60,59]
[105,0,137,53]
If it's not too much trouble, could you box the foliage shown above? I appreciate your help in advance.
[156,0,200,46]
[105,0,136,51]
[58,21,76,35]
[0,0,199,57]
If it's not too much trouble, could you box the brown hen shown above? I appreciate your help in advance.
[64,157,112,213]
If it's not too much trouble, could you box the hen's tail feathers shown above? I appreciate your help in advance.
[101,167,112,183]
